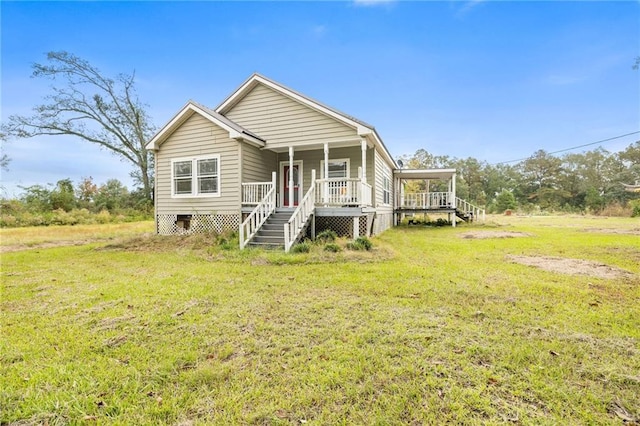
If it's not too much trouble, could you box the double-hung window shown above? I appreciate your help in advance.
[320,159,350,179]
[171,155,220,197]
[382,173,391,205]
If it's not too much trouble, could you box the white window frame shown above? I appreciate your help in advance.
[171,155,221,198]
[320,158,350,179]
[382,171,391,205]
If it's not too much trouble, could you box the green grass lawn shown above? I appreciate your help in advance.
[2,216,639,425]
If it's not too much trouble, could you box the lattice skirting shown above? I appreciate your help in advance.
[312,215,373,238]
[372,212,393,236]
[156,213,240,235]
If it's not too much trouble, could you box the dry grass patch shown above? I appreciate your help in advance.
[507,255,636,279]
[584,228,640,236]
[460,230,532,239]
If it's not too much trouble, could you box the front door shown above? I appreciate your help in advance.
[283,164,301,207]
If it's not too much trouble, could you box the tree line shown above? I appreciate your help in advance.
[0,177,152,227]
[1,51,638,227]
[399,142,640,216]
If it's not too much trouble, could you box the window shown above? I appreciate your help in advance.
[171,155,220,197]
[320,159,350,179]
[383,174,391,204]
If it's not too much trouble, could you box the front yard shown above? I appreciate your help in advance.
[2,216,639,424]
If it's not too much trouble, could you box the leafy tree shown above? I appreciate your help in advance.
[95,179,129,212]
[76,176,99,208]
[494,189,517,213]
[2,51,155,200]
[20,184,53,212]
[50,178,76,212]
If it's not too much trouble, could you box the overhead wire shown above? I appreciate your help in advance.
[492,131,640,165]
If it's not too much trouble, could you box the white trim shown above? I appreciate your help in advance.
[320,158,351,179]
[170,154,221,198]
[279,160,303,207]
[381,168,392,206]
[215,74,398,171]
[146,101,264,151]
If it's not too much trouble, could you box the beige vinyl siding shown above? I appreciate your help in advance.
[226,84,359,149]
[374,148,393,209]
[241,143,278,183]
[156,113,240,215]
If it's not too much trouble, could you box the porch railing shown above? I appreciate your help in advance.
[240,172,277,249]
[315,178,373,207]
[242,181,274,205]
[284,170,316,252]
[401,192,452,209]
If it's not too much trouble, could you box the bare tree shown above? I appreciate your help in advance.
[0,132,10,171]
[2,51,155,200]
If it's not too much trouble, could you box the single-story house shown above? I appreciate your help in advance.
[146,74,483,251]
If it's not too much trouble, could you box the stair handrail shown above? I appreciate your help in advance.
[455,196,486,222]
[284,170,316,252]
[240,173,277,249]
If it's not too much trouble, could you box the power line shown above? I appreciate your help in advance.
[492,131,640,165]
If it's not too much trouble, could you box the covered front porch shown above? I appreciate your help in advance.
[241,139,374,211]
[239,139,376,251]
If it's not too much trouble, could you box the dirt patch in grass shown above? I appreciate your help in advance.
[584,228,640,236]
[460,231,532,239]
[1,239,100,253]
[98,233,214,252]
[506,255,636,279]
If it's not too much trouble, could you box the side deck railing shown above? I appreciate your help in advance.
[455,197,486,222]
[239,172,276,249]
[284,170,316,252]
[401,192,452,209]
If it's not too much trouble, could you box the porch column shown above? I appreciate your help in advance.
[361,138,367,182]
[353,217,359,239]
[452,173,456,200]
[426,179,430,208]
[288,146,294,208]
[451,173,457,228]
[323,143,329,204]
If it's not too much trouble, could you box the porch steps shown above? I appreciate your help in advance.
[247,208,295,249]
[455,209,473,222]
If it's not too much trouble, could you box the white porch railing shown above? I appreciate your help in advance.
[284,170,316,252]
[240,172,277,249]
[401,192,453,209]
[455,197,486,222]
[242,181,273,205]
[315,178,373,207]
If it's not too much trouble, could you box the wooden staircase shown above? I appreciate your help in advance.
[247,208,295,249]
[454,197,484,223]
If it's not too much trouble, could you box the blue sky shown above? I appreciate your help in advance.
[1,1,639,196]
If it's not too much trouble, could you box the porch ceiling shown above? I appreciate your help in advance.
[394,168,456,180]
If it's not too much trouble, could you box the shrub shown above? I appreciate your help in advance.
[347,236,372,251]
[291,241,311,253]
[315,229,337,243]
[96,210,112,224]
[324,243,341,253]
[630,199,640,218]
